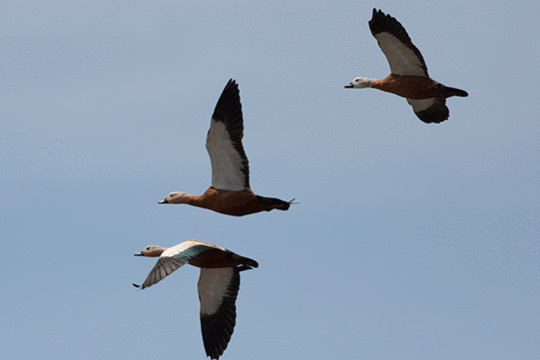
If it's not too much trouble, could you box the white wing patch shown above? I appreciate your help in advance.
[163,240,206,257]
[198,268,234,316]
[376,33,427,77]
[163,239,226,257]
[206,120,248,191]
[407,98,434,112]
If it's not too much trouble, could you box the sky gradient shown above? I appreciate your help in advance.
[1,1,539,359]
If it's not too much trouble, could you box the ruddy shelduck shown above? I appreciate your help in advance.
[345,9,468,124]
[159,79,293,216]
[134,239,258,360]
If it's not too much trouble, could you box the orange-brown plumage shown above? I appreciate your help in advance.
[174,186,290,217]
[372,75,443,100]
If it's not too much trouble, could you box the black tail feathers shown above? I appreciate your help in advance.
[257,196,295,211]
[438,84,468,97]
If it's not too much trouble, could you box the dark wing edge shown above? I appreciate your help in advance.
[369,8,429,76]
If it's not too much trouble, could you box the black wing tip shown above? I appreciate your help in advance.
[415,107,450,124]
[372,8,383,17]
[134,282,152,289]
[223,78,239,97]
[200,297,238,359]
[369,8,405,37]
[133,282,150,289]
[212,78,242,122]
[369,8,388,26]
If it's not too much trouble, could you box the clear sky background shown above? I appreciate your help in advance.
[1,1,539,359]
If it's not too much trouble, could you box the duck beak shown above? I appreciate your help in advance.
[344,83,354,88]
[134,251,144,256]
[158,198,169,204]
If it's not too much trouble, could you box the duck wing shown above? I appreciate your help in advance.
[206,79,250,191]
[137,241,220,289]
[139,257,187,289]
[198,267,241,359]
[369,9,428,77]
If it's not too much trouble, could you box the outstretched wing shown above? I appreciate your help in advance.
[198,267,241,360]
[369,9,428,77]
[407,98,449,124]
[206,79,250,191]
[139,257,187,289]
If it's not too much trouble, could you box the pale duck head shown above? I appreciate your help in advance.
[134,245,167,257]
[158,191,188,204]
[344,77,374,89]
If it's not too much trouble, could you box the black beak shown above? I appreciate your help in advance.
[344,83,354,88]
[158,198,169,204]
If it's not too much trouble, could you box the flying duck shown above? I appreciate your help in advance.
[134,239,259,360]
[345,9,468,124]
[159,79,293,216]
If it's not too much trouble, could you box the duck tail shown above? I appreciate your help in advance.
[256,196,295,211]
[230,254,259,270]
[439,85,468,97]
[237,261,258,272]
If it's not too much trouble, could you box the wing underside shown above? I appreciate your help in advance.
[369,9,428,77]
[140,257,187,289]
[206,79,250,191]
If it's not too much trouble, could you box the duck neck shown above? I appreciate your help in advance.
[181,193,200,206]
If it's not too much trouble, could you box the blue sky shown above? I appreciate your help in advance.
[1,1,539,359]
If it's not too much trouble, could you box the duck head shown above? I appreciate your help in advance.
[159,191,188,204]
[134,245,166,257]
[344,77,374,89]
